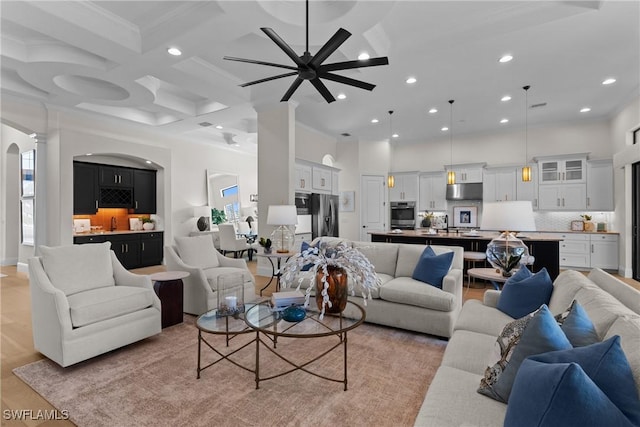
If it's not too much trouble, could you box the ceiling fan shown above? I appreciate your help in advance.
[223,0,389,103]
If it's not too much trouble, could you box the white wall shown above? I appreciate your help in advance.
[295,123,337,163]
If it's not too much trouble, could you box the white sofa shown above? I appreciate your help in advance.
[165,235,257,315]
[415,268,640,426]
[286,239,464,338]
[28,242,162,367]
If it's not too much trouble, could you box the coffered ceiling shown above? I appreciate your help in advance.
[1,1,638,153]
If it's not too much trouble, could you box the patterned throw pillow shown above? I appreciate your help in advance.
[300,241,317,271]
[554,300,600,347]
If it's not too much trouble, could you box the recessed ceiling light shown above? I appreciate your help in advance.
[167,47,182,56]
[337,93,346,100]
[441,126,449,132]
[28,132,37,138]
[500,118,509,124]
[580,107,592,113]
[146,160,152,164]
[392,133,399,138]
[428,108,438,114]
[86,153,93,156]
[602,78,616,85]
[499,54,513,63]
[501,95,512,102]
[371,118,379,123]
[358,52,370,60]
[215,125,223,129]
[406,77,417,84]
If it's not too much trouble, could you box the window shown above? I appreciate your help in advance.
[220,184,240,223]
[633,127,639,145]
[20,150,35,245]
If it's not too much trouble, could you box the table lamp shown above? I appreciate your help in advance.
[267,205,297,253]
[480,201,536,277]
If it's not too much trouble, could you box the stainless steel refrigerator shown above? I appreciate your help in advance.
[311,193,339,239]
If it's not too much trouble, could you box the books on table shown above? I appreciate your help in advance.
[271,290,306,310]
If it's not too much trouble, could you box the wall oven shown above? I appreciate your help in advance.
[390,201,416,229]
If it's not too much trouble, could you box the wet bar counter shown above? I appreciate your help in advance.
[369,230,562,280]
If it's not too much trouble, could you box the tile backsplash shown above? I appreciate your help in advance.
[73,208,155,232]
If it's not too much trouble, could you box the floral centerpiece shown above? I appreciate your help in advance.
[280,239,380,318]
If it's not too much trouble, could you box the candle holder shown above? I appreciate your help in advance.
[216,273,245,317]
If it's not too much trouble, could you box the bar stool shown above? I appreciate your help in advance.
[464,251,487,288]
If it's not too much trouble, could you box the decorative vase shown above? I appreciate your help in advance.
[315,266,348,313]
[142,222,154,230]
[421,218,431,228]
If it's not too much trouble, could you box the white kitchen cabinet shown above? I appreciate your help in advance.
[538,156,586,184]
[295,164,312,192]
[331,171,339,195]
[389,173,418,202]
[419,172,447,211]
[516,164,539,209]
[447,164,484,183]
[483,167,516,202]
[586,160,614,211]
[557,233,590,269]
[590,234,618,270]
[538,183,587,211]
[312,166,332,192]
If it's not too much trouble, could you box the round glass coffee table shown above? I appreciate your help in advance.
[195,302,275,379]
[244,300,365,390]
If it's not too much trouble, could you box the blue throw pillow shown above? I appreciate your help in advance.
[411,246,454,289]
[478,304,572,402]
[522,336,640,425]
[497,267,553,318]
[300,241,316,271]
[505,359,636,427]
[555,300,600,347]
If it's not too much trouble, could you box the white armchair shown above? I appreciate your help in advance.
[218,223,258,260]
[28,242,161,367]
[165,235,257,315]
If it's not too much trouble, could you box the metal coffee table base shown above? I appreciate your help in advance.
[197,328,256,379]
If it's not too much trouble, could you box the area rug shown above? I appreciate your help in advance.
[14,316,446,427]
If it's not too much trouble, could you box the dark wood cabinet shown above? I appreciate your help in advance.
[74,231,163,269]
[73,162,99,214]
[99,166,133,187]
[133,169,157,213]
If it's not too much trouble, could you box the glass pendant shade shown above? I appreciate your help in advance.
[521,166,532,182]
[481,201,536,277]
[447,170,456,185]
[388,175,395,188]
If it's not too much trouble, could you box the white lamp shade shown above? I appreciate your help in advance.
[480,201,536,232]
[192,206,211,218]
[266,205,298,226]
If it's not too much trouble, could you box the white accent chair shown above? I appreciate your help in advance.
[218,223,258,261]
[164,235,257,315]
[28,242,161,367]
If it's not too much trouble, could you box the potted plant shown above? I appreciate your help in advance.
[421,211,434,228]
[581,214,595,231]
[281,239,380,318]
[140,216,155,230]
[259,237,272,254]
[211,208,226,225]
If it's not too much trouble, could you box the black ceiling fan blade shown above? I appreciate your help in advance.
[240,72,298,88]
[319,72,376,91]
[309,28,351,68]
[281,77,304,102]
[310,78,336,103]
[319,56,389,72]
[261,28,307,68]
[223,56,299,71]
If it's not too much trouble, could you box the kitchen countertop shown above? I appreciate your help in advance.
[367,229,617,241]
[73,229,163,237]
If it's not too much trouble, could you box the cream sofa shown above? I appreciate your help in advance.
[415,268,640,426]
[286,239,464,338]
[28,242,162,367]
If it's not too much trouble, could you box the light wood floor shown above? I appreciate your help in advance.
[1,261,638,426]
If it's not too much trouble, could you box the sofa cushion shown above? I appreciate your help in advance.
[40,242,115,296]
[588,268,640,315]
[412,246,454,289]
[505,359,636,427]
[379,277,456,312]
[442,330,498,375]
[454,299,514,337]
[573,285,638,338]
[352,242,399,277]
[175,235,220,269]
[604,316,640,397]
[555,300,600,347]
[497,267,553,319]
[548,269,598,314]
[478,305,572,403]
[67,285,155,328]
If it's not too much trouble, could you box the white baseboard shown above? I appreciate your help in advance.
[1,258,18,266]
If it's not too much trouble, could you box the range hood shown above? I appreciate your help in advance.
[446,183,483,201]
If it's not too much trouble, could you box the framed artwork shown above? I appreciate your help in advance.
[21,149,35,197]
[453,206,478,228]
[339,191,355,212]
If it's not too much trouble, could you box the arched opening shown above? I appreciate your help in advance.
[322,154,335,167]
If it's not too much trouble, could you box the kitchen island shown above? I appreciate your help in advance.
[369,229,562,280]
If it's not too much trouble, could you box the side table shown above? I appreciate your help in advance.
[150,271,189,328]
[256,250,292,296]
[467,268,509,290]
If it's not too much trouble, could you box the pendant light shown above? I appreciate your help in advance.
[521,85,532,182]
[447,100,456,185]
[387,110,395,188]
